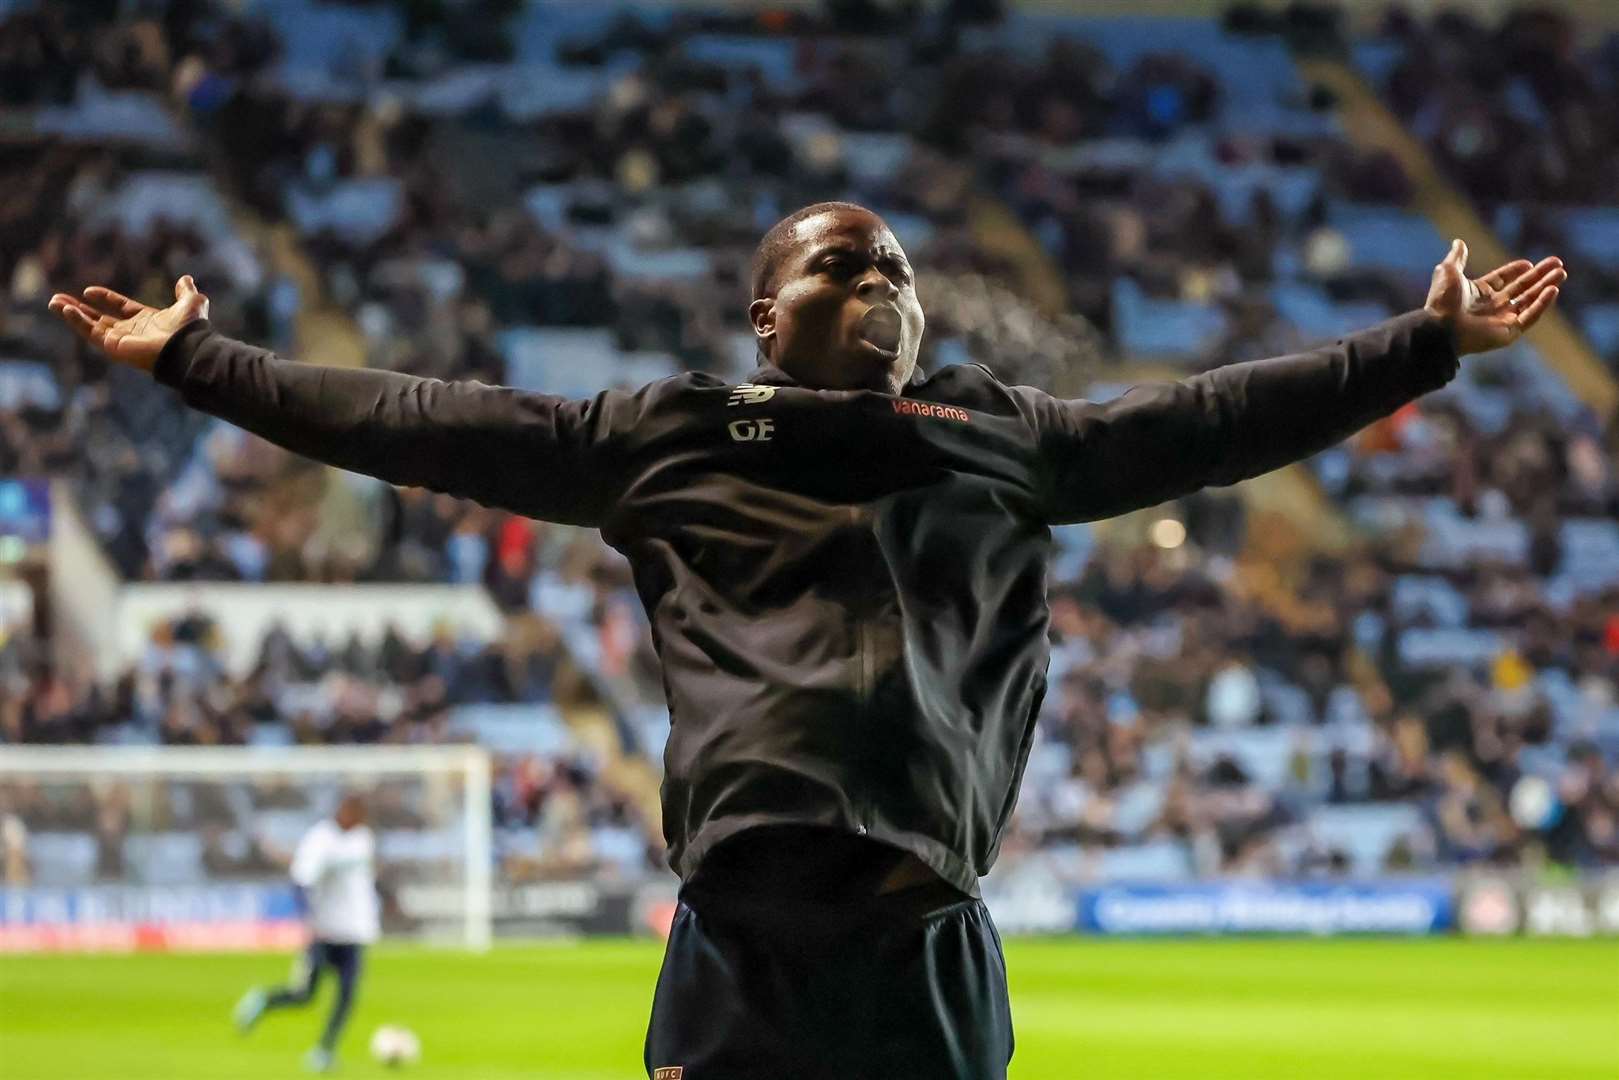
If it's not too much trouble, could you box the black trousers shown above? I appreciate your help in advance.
[265,940,363,1051]
[644,878,1015,1080]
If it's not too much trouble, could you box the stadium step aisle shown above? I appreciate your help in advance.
[1297,55,1616,416]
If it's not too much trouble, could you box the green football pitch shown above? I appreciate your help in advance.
[2,938,1615,1079]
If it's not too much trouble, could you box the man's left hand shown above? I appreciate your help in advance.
[1425,240,1565,356]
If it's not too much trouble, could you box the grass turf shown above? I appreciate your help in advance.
[1,938,1614,1078]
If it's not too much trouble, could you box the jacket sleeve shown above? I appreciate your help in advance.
[153,321,634,527]
[1012,310,1461,525]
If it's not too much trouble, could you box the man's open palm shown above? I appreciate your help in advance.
[1425,240,1565,356]
[48,276,209,373]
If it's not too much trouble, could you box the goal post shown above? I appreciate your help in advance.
[0,745,492,952]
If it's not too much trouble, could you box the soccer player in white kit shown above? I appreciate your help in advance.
[234,793,379,1073]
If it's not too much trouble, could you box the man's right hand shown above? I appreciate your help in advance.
[48,275,210,373]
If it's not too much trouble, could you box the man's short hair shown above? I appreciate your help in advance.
[749,201,881,301]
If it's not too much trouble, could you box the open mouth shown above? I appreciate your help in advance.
[857,306,902,356]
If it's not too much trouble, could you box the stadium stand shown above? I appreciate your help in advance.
[1354,5,1619,377]
[1,0,1616,890]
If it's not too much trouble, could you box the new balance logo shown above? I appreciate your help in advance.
[892,399,971,423]
[728,418,775,442]
[728,384,775,406]
[653,1069,684,1079]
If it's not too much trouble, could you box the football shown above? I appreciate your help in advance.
[369,1025,422,1067]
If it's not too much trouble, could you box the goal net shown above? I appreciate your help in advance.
[0,745,492,952]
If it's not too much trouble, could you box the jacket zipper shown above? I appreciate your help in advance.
[850,504,875,701]
[850,503,873,837]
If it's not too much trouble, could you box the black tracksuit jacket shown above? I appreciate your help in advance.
[154,311,1459,896]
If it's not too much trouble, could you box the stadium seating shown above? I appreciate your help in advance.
[1355,7,1619,376]
[1,0,1614,888]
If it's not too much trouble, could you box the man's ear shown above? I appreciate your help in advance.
[748,297,776,354]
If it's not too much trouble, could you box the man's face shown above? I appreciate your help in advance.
[335,796,366,831]
[750,208,925,394]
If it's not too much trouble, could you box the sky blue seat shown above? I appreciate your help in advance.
[1322,712,1377,758]
[1023,737,1075,790]
[1149,134,1324,223]
[1515,744,1567,780]
[681,35,799,89]
[523,183,578,231]
[254,810,316,849]
[926,337,973,379]
[94,723,157,747]
[285,178,403,246]
[1047,138,1158,171]
[604,237,713,281]
[27,832,98,887]
[1112,277,1228,360]
[1049,522,1096,581]
[1550,519,1619,597]
[1218,98,1337,138]
[841,131,919,187]
[269,66,366,104]
[378,829,461,863]
[592,822,649,873]
[722,331,761,378]
[1307,803,1423,874]
[1397,628,1503,668]
[0,362,56,411]
[1433,380,1515,435]
[1190,726,1296,789]
[32,90,187,150]
[1112,782,1167,835]
[1535,668,1582,731]
[1270,283,1392,340]
[1417,502,1528,570]
[868,209,935,254]
[85,172,235,239]
[1139,743,1177,781]
[1099,841,1192,882]
[1562,518,1619,564]
[1577,303,1619,359]
[1391,575,1470,628]
[499,63,614,120]
[963,15,1331,138]
[994,17,1287,102]
[1352,40,1405,86]
[512,2,667,65]
[495,828,542,858]
[388,66,501,116]
[499,327,680,399]
[451,703,572,757]
[633,706,672,760]
[247,0,401,76]
[1254,667,1314,727]
[1325,204,1447,277]
[370,62,615,120]
[248,723,294,748]
[1425,340,1582,434]
[125,832,205,884]
[1557,208,1619,270]
[1455,339,1583,423]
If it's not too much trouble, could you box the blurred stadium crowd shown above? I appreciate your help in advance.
[1,0,1616,890]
